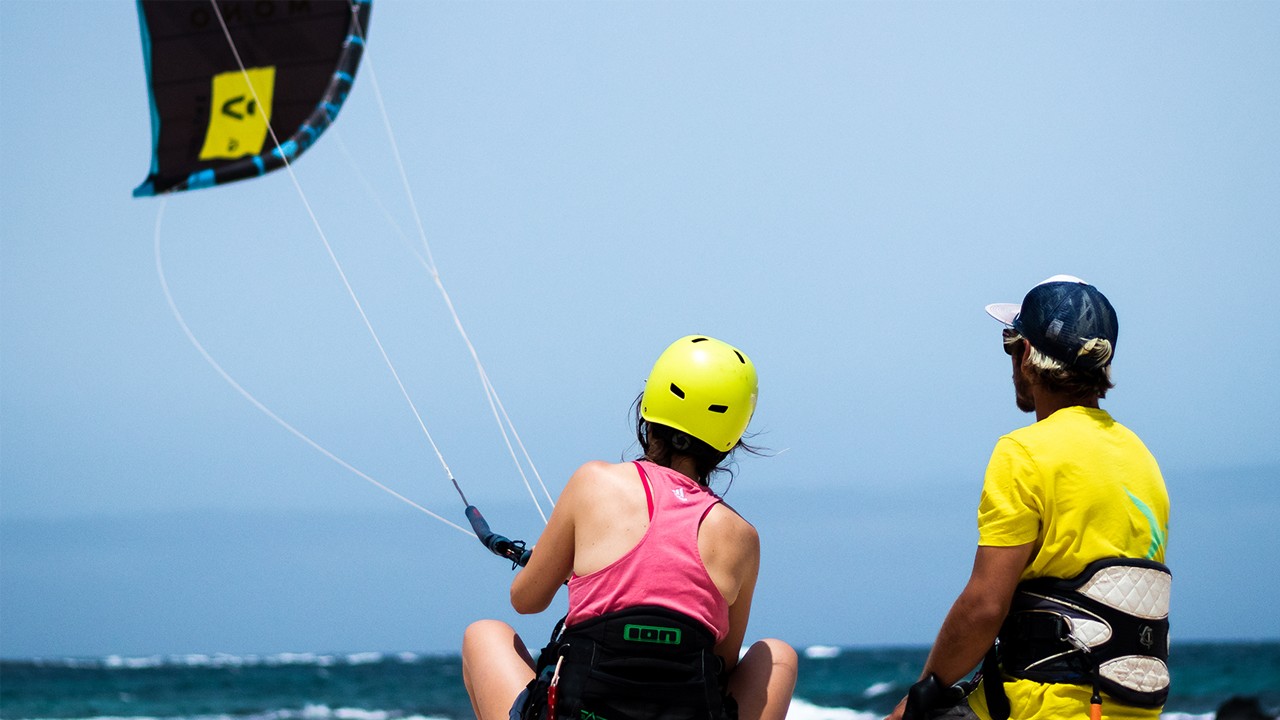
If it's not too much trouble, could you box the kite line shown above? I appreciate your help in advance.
[144,0,554,545]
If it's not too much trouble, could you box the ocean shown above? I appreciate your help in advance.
[1,642,1276,720]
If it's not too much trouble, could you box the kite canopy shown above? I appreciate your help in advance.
[133,0,371,197]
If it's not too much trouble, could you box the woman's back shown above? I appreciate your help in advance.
[570,461,757,598]
[566,460,758,643]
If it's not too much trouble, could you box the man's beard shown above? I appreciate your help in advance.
[1014,373,1035,413]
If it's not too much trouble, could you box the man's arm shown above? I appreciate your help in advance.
[923,543,1033,683]
[885,543,1033,720]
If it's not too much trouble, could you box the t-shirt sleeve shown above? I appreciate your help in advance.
[977,436,1042,547]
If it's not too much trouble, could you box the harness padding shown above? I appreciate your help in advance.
[1075,562,1171,695]
[996,558,1171,708]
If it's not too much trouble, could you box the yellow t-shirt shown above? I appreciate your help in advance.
[969,406,1169,720]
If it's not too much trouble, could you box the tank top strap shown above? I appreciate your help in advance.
[634,461,722,527]
[632,461,655,521]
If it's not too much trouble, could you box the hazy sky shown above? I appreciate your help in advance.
[2,1,1278,659]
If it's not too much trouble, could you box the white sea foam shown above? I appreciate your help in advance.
[272,652,332,666]
[343,652,384,665]
[786,697,879,720]
[861,680,895,698]
[334,711,388,720]
[301,706,388,720]
[39,650,453,670]
[103,655,165,669]
[335,708,396,720]
[803,644,842,659]
[51,656,102,668]
[12,712,455,720]
[293,709,449,720]
[75,712,236,720]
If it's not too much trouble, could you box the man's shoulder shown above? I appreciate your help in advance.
[1003,406,1141,444]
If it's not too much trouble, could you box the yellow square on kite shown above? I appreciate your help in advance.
[199,66,276,160]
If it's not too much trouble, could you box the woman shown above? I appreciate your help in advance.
[462,335,797,720]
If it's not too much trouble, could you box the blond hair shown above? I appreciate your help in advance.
[1012,334,1115,398]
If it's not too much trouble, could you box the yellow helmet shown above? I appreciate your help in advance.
[641,335,758,452]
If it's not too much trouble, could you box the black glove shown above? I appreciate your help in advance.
[904,674,969,720]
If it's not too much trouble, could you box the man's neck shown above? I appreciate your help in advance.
[1032,389,1100,422]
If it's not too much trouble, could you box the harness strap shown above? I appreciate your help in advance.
[516,606,732,720]
[983,646,1012,720]
[985,558,1171,717]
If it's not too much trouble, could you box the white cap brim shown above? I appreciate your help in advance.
[985,275,1088,327]
[985,303,1020,326]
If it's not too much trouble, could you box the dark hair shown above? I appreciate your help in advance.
[630,394,758,488]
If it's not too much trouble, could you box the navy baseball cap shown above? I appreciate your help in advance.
[985,275,1119,369]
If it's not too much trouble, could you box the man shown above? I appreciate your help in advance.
[888,275,1171,720]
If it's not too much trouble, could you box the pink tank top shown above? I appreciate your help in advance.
[565,461,731,642]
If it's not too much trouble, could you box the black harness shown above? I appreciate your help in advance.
[983,558,1171,720]
[516,606,736,720]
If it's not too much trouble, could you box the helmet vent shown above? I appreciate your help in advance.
[691,337,709,343]
[669,383,686,399]
[707,404,728,414]
[733,350,745,363]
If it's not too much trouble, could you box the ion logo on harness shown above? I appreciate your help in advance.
[623,624,682,645]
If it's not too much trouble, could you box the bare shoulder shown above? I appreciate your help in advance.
[566,460,638,488]
[562,460,644,506]
[704,501,759,550]
[698,499,760,603]
[565,460,651,576]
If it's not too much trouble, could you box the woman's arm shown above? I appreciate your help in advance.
[711,515,760,671]
[508,469,583,614]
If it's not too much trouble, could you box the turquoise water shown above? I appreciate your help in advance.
[2,642,1276,720]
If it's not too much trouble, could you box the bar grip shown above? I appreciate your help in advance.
[464,505,531,567]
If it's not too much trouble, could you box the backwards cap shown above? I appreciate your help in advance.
[985,275,1119,370]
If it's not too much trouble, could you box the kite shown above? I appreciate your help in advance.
[133,0,371,196]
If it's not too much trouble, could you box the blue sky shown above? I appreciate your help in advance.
[2,1,1278,659]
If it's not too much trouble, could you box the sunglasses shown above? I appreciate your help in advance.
[1002,328,1024,356]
